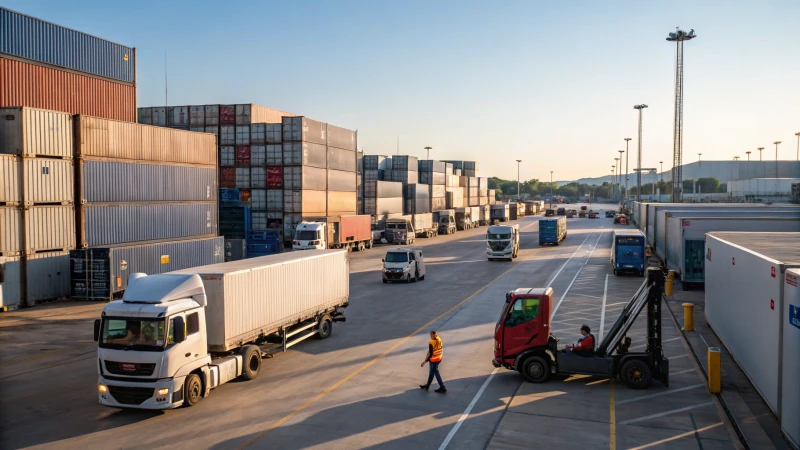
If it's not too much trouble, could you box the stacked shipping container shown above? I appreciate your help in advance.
[418,160,447,211]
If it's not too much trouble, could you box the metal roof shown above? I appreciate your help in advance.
[707,232,800,265]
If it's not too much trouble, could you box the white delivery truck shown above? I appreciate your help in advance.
[94,250,349,410]
[486,224,520,261]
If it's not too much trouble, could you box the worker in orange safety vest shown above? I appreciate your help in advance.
[420,330,446,393]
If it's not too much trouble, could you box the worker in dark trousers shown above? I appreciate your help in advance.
[565,324,595,357]
[420,330,446,393]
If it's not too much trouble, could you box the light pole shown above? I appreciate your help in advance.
[624,138,632,197]
[633,104,648,202]
[618,150,625,201]
[550,171,553,207]
[758,147,764,161]
[516,159,522,200]
[746,151,751,161]
[795,132,800,160]
[733,156,740,161]
[659,161,664,182]
[610,167,615,200]
[774,141,781,177]
[667,28,696,203]
[424,146,432,160]
[614,158,620,202]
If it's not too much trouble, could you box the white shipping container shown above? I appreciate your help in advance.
[0,155,20,204]
[168,106,190,127]
[251,145,266,166]
[250,189,266,210]
[220,125,235,145]
[25,251,71,305]
[250,124,266,145]
[705,232,800,416]
[19,158,74,204]
[235,168,250,188]
[266,144,282,166]
[782,268,800,448]
[0,107,73,158]
[190,106,205,126]
[137,107,152,125]
[265,124,282,144]
[0,256,22,309]
[204,105,220,125]
[25,205,76,252]
[235,104,251,125]
[236,125,250,145]
[169,250,349,351]
[251,167,266,189]
[0,206,22,255]
[152,107,167,127]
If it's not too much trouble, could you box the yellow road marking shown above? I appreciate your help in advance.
[239,259,528,448]
[610,378,617,450]
[0,342,96,368]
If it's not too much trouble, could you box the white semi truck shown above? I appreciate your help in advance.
[486,224,520,261]
[94,250,349,409]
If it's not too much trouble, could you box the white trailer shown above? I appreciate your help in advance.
[782,268,800,449]
[705,232,800,421]
[94,250,349,410]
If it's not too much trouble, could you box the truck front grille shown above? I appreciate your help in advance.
[104,361,156,376]
[107,385,154,405]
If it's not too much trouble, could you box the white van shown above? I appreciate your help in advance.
[382,247,426,284]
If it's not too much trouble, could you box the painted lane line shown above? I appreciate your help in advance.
[618,402,714,425]
[671,368,698,376]
[545,232,594,289]
[551,267,584,319]
[628,423,724,450]
[551,231,606,319]
[599,275,609,343]
[438,368,500,450]
[617,383,704,405]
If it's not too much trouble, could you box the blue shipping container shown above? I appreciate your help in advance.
[0,7,135,83]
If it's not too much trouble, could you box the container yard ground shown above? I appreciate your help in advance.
[0,205,738,449]
[666,285,790,449]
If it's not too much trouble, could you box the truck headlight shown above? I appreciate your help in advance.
[157,388,169,396]
[98,384,108,393]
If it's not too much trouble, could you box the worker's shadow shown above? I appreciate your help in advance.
[211,374,516,450]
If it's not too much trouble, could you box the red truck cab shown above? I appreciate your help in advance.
[493,288,554,374]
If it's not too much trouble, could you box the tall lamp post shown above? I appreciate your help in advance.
[550,171,554,208]
[618,149,625,201]
[516,159,522,200]
[633,104,648,202]
[666,28,696,203]
[733,156,740,161]
[746,151,751,161]
[774,141,782,177]
[795,132,800,160]
[758,147,764,161]
[610,167,615,200]
[614,158,620,202]
[624,138,632,197]
[424,146,432,160]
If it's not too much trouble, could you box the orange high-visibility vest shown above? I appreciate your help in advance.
[429,336,443,363]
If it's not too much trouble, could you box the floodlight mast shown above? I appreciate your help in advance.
[667,28,696,202]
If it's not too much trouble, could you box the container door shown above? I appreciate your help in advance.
[683,240,705,282]
[502,297,542,359]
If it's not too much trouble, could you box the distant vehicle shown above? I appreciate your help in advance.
[545,209,555,217]
[434,210,456,235]
[486,224,520,261]
[588,211,599,219]
[614,214,621,224]
[490,204,510,223]
[611,230,645,276]
[539,217,567,245]
[578,210,587,218]
[293,215,372,251]
[567,209,578,215]
[385,218,416,245]
[580,206,588,211]
[557,208,566,215]
[606,211,616,218]
[382,247,426,283]
[566,212,575,218]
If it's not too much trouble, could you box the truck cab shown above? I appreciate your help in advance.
[486,224,520,261]
[435,211,456,235]
[382,247,426,283]
[611,229,645,276]
[293,222,326,250]
[385,219,415,245]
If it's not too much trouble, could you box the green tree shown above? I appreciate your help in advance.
[697,177,720,194]
[683,179,695,193]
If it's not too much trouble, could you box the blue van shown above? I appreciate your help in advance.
[611,229,646,276]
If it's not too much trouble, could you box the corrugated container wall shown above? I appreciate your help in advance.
[24,205,75,252]
[0,7,136,83]
[0,155,20,203]
[78,160,217,202]
[0,206,22,255]
[24,250,71,303]
[0,107,73,157]
[1,57,136,122]
[168,250,349,352]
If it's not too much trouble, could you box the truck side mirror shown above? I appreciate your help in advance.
[174,316,186,343]
[381,258,385,262]
[93,319,101,342]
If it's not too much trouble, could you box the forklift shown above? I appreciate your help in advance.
[492,268,669,389]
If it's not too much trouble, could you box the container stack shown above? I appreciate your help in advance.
[388,155,418,186]
[488,189,497,204]
[463,161,478,177]
[0,107,75,309]
[445,172,464,209]
[418,160,447,211]
[403,184,432,215]
[69,115,223,300]
[0,7,137,122]
[363,155,392,184]
[363,181,404,216]
[467,177,480,206]
[478,177,489,205]
[357,151,364,215]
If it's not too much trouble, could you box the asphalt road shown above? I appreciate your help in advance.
[0,204,736,449]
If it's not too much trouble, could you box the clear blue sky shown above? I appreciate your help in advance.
[6,0,799,182]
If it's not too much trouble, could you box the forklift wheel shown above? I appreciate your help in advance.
[620,359,651,389]
[521,356,550,383]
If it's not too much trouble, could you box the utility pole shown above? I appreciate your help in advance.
[425,146,432,160]
[667,28,696,203]
[624,138,632,198]
[746,151,751,161]
[618,150,625,201]
[774,141,782,177]
[633,104,648,202]
[516,159,522,200]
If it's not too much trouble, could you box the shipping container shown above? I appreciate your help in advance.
[0,255,21,309]
[220,168,235,188]
[267,166,282,188]
[363,155,392,171]
[328,191,356,214]
[24,250,71,304]
[417,160,446,173]
[0,107,72,157]
[419,171,446,185]
[189,105,205,126]
[282,116,326,145]
[204,125,218,140]
[0,155,20,204]
[250,145,266,166]
[24,205,75,252]
[151,107,166,127]
[250,123,266,145]
[250,188,266,210]
[705,232,800,418]
[78,159,216,203]
[168,250,348,352]
[235,146,251,166]
[204,105,219,125]
[283,190,326,214]
[13,157,73,204]
[363,169,383,181]
[219,146,235,166]
[234,167,250,188]
[328,169,356,192]
[431,197,446,211]
[266,189,283,211]
[782,268,800,448]
[250,167,265,189]
[0,206,21,255]
[224,238,246,262]
[265,123,282,144]
[363,197,403,215]
[266,144,282,166]
[77,202,217,247]
[491,204,510,221]
[220,125,235,145]
[328,147,357,172]
[235,125,250,146]
[389,170,418,185]
[442,160,463,171]
[0,7,135,83]
[74,116,217,166]
[235,104,251,125]
[326,124,356,151]
[219,105,235,125]
[283,166,327,191]
[220,188,242,204]
[282,141,327,168]
[70,236,224,300]
[410,213,433,232]
[392,155,418,171]
[137,107,152,124]
[168,106,189,128]
[363,180,403,198]
[0,58,136,122]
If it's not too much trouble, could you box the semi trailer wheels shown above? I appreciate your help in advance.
[241,345,262,380]
[318,315,333,339]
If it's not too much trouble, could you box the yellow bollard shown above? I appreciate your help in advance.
[708,347,721,393]
[665,271,674,297]
[682,303,695,331]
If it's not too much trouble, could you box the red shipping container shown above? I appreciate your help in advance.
[1,57,136,122]
[220,168,236,187]
[267,166,283,188]
[220,105,235,124]
[240,189,251,202]
[235,146,251,166]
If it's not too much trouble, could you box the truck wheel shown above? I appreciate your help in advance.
[240,345,262,381]
[367,240,373,249]
[413,269,419,283]
[620,359,651,389]
[358,242,365,252]
[318,315,333,339]
[183,373,203,407]
[521,356,550,383]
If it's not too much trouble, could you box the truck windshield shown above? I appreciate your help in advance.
[297,230,318,240]
[488,233,511,240]
[385,252,408,263]
[100,317,166,352]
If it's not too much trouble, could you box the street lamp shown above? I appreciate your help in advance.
[733,156,740,161]
[614,157,620,202]
[424,146,432,160]
[624,138,632,197]
[758,147,764,161]
[698,153,702,162]
[633,104,648,202]
[774,141,781,177]
[746,151,751,161]
[516,159,522,200]
[550,170,554,208]
[795,132,800,160]
[659,161,664,182]
[610,167,615,200]
[618,150,625,201]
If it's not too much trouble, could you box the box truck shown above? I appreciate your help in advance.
[94,250,349,410]
[611,230,646,276]
[539,217,567,245]
[293,215,372,251]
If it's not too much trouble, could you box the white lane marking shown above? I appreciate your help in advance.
[551,231,606,320]
[618,402,714,425]
[671,368,698,376]
[551,267,583,319]
[669,354,690,360]
[698,333,710,348]
[570,293,602,299]
[438,368,500,450]
[544,233,594,288]
[617,384,704,405]
[629,336,682,351]
[599,275,609,342]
